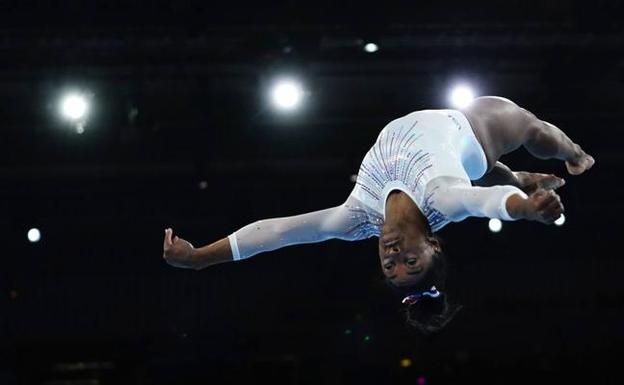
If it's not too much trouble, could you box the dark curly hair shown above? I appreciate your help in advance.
[385,236,463,335]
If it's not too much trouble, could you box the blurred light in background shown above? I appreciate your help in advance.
[270,78,304,111]
[364,43,379,53]
[60,93,89,121]
[399,358,413,368]
[59,92,90,133]
[449,84,476,108]
[555,214,566,226]
[488,218,502,233]
[27,228,41,243]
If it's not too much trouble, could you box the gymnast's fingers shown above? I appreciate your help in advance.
[539,174,566,191]
[541,199,564,223]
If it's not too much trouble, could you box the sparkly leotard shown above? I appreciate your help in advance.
[227,109,527,261]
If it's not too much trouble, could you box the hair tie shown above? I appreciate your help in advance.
[401,286,441,305]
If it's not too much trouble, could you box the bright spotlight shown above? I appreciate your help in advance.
[27,228,41,243]
[270,79,303,111]
[488,218,502,233]
[449,84,476,108]
[60,93,89,121]
[364,43,378,53]
[554,214,566,226]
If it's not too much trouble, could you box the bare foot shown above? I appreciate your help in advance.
[565,154,595,175]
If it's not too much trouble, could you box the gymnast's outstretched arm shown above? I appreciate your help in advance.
[163,196,369,270]
[430,176,565,225]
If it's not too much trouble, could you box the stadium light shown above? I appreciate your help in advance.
[449,84,476,108]
[270,78,304,111]
[488,218,502,233]
[364,43,379,53]
[60,93,89,121]
[27,228,41,243]
[58,91,91,133]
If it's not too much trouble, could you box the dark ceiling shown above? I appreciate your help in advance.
[2,1,623,384]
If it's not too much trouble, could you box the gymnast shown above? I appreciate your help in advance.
[162,96,594,334]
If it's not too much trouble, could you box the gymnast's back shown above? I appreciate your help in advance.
[348,109,489,232]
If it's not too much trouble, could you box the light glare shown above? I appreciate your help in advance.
[271,80,303,110]
[488,218,502,233]
[60,93,89,120]
[27,228,41,243]
[364,43,378,53]
[449,84,475,108]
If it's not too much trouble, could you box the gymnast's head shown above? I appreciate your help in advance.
[378,223,442,287]
[378,231,461,334]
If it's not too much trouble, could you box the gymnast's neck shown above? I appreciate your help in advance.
[382,190,431,240]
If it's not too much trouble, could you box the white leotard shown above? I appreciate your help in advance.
[228,109,527,261]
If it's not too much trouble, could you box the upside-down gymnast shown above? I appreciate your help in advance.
[162,96,594,334]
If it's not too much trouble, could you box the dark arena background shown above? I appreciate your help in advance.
[2,1,623,384]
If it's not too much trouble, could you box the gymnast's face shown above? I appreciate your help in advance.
[378,232,439,287]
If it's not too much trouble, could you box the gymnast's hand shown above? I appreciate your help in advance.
[514,171,565,195]
[163,228,196,269]
[507,189,564,224]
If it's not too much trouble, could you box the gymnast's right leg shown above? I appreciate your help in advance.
[523,119,595,175]
[462,96,595,175]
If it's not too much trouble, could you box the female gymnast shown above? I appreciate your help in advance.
[162,96,594,334]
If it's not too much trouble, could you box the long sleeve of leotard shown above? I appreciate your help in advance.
[427,176,529,223]
[227,195,373,261]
